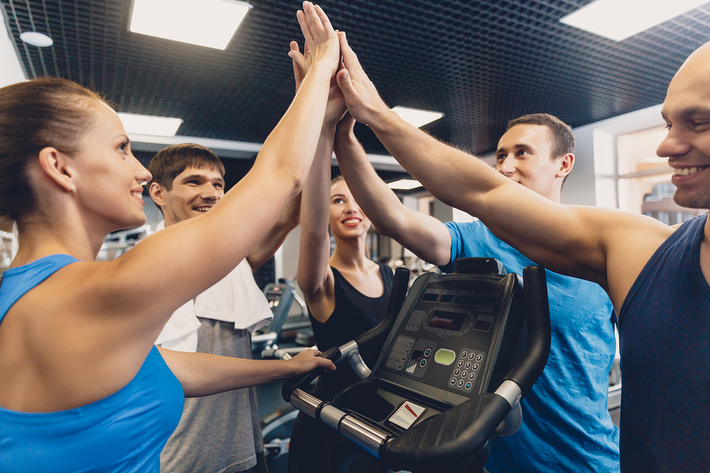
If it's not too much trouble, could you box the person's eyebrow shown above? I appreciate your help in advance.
[675,107,710,119]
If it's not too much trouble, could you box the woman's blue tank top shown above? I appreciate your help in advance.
[0,255,184,472]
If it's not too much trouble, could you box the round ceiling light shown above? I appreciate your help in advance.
[20,32,53,47]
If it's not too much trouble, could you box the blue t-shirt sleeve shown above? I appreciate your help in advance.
[440,220,487,273]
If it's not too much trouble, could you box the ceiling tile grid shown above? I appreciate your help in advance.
[3,0,710,155]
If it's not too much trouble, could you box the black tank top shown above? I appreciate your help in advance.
[309,262,393,399]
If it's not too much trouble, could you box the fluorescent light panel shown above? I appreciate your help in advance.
[387,179,422,190]
[118,113,183,137]
[392,106,443,128]
[560,0,708,41]
[130,0,251,50]
[20,32,53,47]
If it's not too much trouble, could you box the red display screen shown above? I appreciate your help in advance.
[429,311,466,331]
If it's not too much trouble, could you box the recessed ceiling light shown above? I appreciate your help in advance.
[20,32,53,47]
[391,106,443,128]
[118,113,183,137]
[130,0,251,50]
[560,0,708,41]
[387,179,422,190]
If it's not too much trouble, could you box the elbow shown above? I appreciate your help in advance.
[292,174,305,195]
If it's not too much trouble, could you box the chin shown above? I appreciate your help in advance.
[673,192,710,210]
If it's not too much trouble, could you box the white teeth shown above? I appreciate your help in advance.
[343,219,359,224]
[674,166,704,176]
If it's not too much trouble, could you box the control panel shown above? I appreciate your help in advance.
[377,276,514,400]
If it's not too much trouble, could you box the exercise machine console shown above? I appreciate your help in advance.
[283,258,551,472]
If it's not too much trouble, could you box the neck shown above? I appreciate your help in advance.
[329,233,370,270]
[12,216,103,266]
[546,184,563,204]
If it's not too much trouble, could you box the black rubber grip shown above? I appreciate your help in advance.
[382,393,511,471]
[504,265,551,397]
[281,346,340,402]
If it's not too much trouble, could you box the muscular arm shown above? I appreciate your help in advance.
[334,115,452,266]
[335,32,673,310]
[158,346,335,397]
[74,4,343,347]
[246,192,301,272]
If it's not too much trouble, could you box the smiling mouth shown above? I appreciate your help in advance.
[194,206,212,213]
[673,166,709,176]
[342,218,361,225]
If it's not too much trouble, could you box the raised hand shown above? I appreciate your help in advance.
[290,35,346,128]
[289,40,312,92]
[336,32,392,127]
[295,2,340,79]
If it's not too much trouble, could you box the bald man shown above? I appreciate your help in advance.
[333,31,710,472]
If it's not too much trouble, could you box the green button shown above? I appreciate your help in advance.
[434,349,456,366]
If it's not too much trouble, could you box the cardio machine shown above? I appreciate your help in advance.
[283,257,551,473]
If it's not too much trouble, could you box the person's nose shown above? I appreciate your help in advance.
[657,127,692,159]
[134,163,152,185]
[343,201,360,215]
[497,155,516,177]
[201,185,221,201]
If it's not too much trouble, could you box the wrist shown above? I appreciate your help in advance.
[370,108,404,135]
[305,62,336,82]
[321,121,338,138]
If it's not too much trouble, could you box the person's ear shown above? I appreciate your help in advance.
[37,147,76,194]
[149,182,168,207]
[556,153,575,179]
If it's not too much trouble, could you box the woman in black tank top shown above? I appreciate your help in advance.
[288,46,394,472]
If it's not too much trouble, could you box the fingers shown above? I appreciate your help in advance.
[288,41,306,88]
[299,2,336,45]
[303,2,325,36]
[339,32,364,76]
[336,68,356,98]
[314,4,335,35]
[296,9,314,47]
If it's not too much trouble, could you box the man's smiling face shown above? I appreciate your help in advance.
[153,165,225,226]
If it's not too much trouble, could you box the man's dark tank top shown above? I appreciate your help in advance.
[618,213,710,472]
[309,262,393,399]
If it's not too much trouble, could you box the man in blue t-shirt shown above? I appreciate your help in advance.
[334,112,619,472]
[333,34,710,472]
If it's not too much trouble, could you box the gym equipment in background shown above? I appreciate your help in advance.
[252,278,314,353]
[283,257,551,473]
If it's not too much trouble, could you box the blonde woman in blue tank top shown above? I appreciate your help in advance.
[0,3,338,471]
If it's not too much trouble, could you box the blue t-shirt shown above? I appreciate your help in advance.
[0,255,184,472]
[445,220,619,473]
[618,214,710,472]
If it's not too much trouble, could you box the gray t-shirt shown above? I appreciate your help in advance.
[160,319,263,473]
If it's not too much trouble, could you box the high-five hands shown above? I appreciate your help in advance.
[291,3,392,130]
[293,2,341,82]
[291,3,347,127]
[336,32,392,127]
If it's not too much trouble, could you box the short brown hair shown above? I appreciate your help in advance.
[507,113,575,160]
[148,143,225,191]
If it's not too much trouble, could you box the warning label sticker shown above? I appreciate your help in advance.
[389,401,426,429]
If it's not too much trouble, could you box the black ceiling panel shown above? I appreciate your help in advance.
[3,0,710,158]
